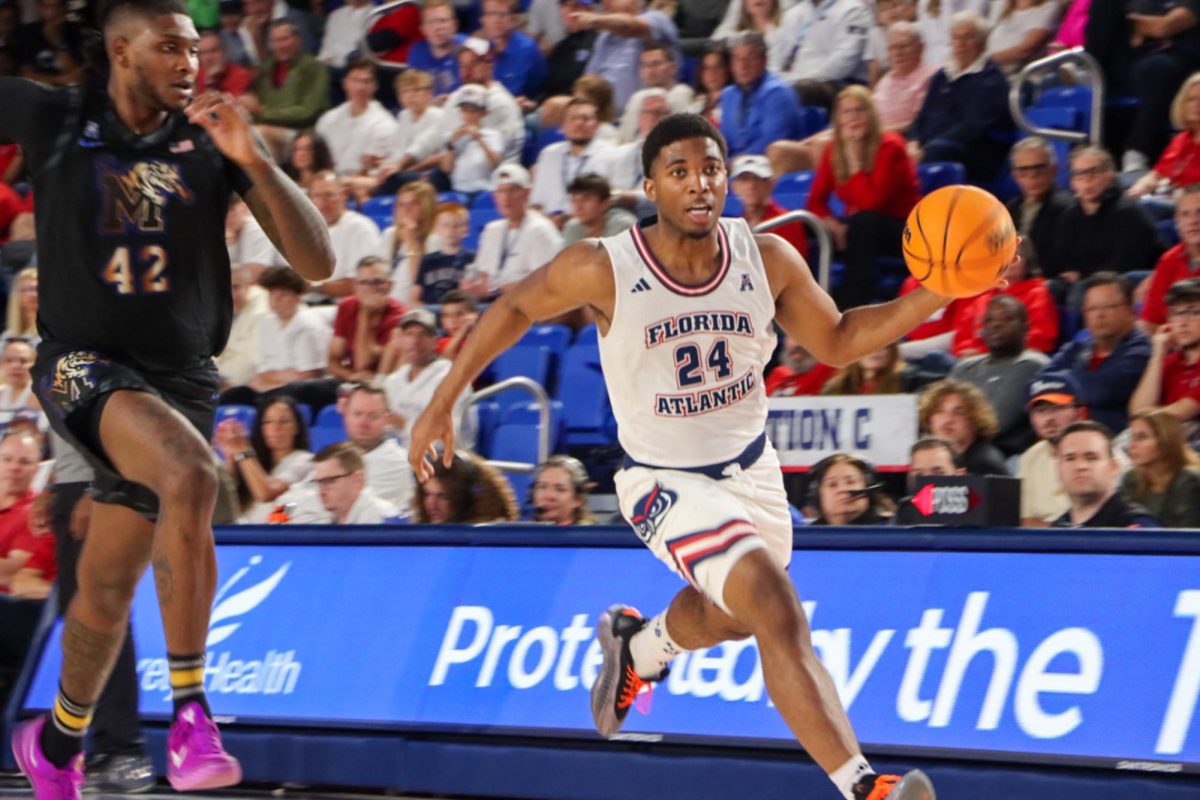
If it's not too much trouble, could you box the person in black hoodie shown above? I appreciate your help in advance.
[1006,137,1073,266]
[1044,145,1162,288]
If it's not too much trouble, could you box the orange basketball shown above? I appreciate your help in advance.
[902,185,1017,299]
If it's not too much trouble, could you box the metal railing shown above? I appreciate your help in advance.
[468,376,552,474]
[360,0,417,70]
[1008,47,1105,144]
[755,210,832,292]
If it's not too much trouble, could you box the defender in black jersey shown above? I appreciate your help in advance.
[1,1,333,796]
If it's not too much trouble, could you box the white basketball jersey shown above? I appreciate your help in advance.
[597,218,777,467]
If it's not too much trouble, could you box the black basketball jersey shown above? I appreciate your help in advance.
[0,76,252,371]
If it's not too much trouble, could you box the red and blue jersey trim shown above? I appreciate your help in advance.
[630,220,732,297]
[666,518,757,588]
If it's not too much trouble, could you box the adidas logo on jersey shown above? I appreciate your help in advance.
[632,277,652,293]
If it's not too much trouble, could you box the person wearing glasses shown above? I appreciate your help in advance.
[1130,277,1200,425]
[1139,185,1200,335]
[1043,146,1161,290]
[311,442,405,524]
[1004,137,1071,271]
[1041,272,1152,432]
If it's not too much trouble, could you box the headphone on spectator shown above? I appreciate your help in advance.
[805,454,882,517]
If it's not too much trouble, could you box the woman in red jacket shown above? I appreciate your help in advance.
[807,85,920,309]
[952,239,1060,357]
[1128,73,1200,198]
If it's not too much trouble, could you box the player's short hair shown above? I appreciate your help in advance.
[346,382,388,408]
[1069,144,1114,172]
[1080,270,1133,306]
[344,56,377,79]
[640,40,676,62]
[564,95,598,116]
[99,0,188,31]
[642,113,728,180]
[257,265,307,294]
[567,172,611,200]
[910,436,961,467]
[986,293,1027,325]
[1010,136,1056,168]
[314,441,366,474]
[1166,276,1200,307]
[439,289,477,310]
[1053,420,1114,456]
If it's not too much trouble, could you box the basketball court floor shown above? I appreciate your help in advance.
[0,777,474,799]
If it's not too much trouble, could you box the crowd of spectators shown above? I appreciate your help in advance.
[0,0,1199,541]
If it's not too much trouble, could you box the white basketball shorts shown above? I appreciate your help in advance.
[614,440,793,615]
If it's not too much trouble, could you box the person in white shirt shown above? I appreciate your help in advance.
[342,384,415,509]
[778,0,873,108]
[466,164,565,296]
[984,0,1059,76]
[712,0,795,76]
[308,171,384,297]
[530,97,604,222]
[316,0,374,68]
[616,43,695,143]
[312,442,404,524]
[389,69,446,169]
[399,39,526,171]
[216,264,269,390]
[220,266,332,404]
[437,84,505,194]
[315,59,400,176]
[214,397,315,523]
[382,309,475,449]
[589,89,669,217]
[0,339,46,435]
[226,198,287,270]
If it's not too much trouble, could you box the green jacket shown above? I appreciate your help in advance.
[1121,467,1200,529]
[253,54,330,129]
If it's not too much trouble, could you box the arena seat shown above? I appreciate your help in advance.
[723,194,744,217]
[574,324,598,346]
[474,398,502,458]
[773,171,814,209]
[438,191,468,206]
[917,162,967,195]
[555,343,616,447]
[501,400,565,452]
[310,406,347,451]
[486,345,553,409]
[519,324,572,365]
[214,404,255,433]
[487,423,540,501]
[360,195,396,230]
[799,106,830,138]
[1036,85,1094,133]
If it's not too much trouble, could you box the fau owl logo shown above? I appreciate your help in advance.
[629,482,678,543]
[97,157,194,235]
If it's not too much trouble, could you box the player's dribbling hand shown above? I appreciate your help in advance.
[408,402,457,483]
[186,91,266,169]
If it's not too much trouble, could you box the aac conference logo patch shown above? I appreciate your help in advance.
[629,482,677,543]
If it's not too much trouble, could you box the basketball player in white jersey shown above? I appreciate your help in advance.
[410,115,998,800]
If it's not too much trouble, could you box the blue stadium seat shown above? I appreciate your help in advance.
[486,345,552,409]
[773,170,813,210]
[1025,105,1082,134]
[360,195,396,230]
[799,106,830,138]
[474,399,502,458]
[574,324,598,346]
[519,324,571,360]
[1158,217,1181,249]
[294,403,313,428]
[487,424,540,501]
[310,425,345,452]
[917,162,967,195]
[524,126,565,168]
[555,343,616,447]
[722,194,744,217]
[315,405,342,428]
[501,400,565,451]
[438,191,468,206]
[1037,86,1093,132]
[471,191,497,212]
[214,404,255,433]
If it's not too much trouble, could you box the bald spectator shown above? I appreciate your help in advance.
[562,173,637,244]
[196,28,254,97]
[950,295,1049,455]
[312,443,404,524]
[477,0,547,102]
[577,0,680,111]
[316,0,374,68]
[720,31,802,157]
[406,0,466,97]
[316,59,399,177]
[247,20,329,131]
[308,171,384,297]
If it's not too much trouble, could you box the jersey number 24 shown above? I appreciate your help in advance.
[102,246,170,296]
[675,340,733,387]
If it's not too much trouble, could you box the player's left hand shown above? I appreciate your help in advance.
[186,91,267,169]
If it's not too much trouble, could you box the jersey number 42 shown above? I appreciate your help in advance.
[102,245,171,296]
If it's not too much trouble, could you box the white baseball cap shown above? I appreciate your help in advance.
[458,37,492,58]
[492,164,532,189]
[730,154,774,180]
[456,84,488,109]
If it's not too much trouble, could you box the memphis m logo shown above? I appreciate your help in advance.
[97,158,194,234]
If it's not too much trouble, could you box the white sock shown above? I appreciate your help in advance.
[628,610,684,679]
[830,755,874,800]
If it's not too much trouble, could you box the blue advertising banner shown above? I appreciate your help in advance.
[23,543,1200,772]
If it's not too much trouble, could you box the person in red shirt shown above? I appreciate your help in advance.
[1128,75,1200,198]
[953,239,1059,357]
[766,336,836,396]
[0,430,43,595]
[196,30,256,99]
[330,256,406,382]
[1131,277,1200,424]
[729,155,808,260]
[1140,186,1200,334]
[807,85,920,309]
[897,274,970,365]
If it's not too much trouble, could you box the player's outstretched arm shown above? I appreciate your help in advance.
[408,240,615,481]
[760,233,955,368]
[186,92,335,282]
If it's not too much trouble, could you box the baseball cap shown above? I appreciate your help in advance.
[458,37,492,58]
[730,154,773,180]
[456,84,488,109]
[399,308,438,333]
[1026,371,1082,409]
[492,164,531,189]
